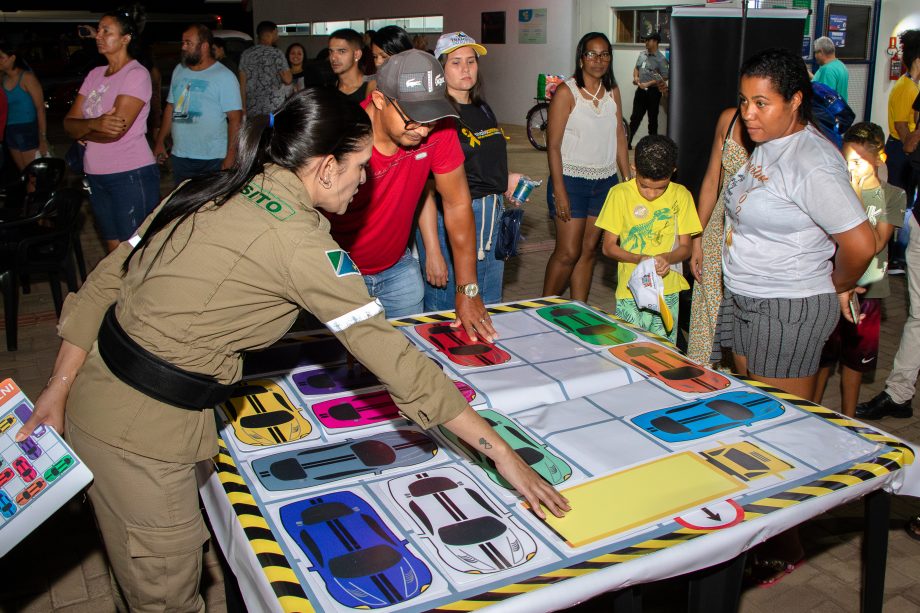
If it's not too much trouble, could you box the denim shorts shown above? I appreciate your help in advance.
[5,122,39,151]
[86,164,161,241]
[416,193,506,312]
[170,155,223,187]
[547,173,619,219]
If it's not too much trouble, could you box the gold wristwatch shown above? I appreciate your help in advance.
[456,283,480,298]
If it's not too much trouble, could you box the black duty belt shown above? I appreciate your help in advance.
[97,305,235,411]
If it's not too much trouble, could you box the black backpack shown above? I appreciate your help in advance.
[811,82,855,148]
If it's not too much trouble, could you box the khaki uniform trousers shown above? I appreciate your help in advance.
[887,215,920,404]
[67,423,209,613]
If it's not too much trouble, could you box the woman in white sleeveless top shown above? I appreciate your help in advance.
[543,32,631,302]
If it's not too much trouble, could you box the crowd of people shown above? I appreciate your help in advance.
[5,10,920,608]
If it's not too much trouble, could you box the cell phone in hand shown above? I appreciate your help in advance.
[848,293,861,324]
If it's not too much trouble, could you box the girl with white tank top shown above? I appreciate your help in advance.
[543,33,631,302]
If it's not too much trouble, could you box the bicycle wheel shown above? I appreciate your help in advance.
[526,102,550,151]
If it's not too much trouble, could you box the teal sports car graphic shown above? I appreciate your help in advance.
[536,304,637,346]
[438,409,571,489]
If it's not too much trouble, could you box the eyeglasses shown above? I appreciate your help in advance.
[583,51,612,61]
[385,95,436,131]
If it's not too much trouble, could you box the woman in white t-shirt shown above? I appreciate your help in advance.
[717,48,874,401]
[542,32,630,302]
[718,48,874,585]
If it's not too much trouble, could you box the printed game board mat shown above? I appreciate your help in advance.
[210,295,916,613]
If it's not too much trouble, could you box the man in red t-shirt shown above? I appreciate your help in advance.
[329,50,496,341]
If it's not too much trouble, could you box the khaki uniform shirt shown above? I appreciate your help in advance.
[59,164,468,463]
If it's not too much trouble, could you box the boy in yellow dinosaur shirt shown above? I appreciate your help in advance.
[596,135,702,343]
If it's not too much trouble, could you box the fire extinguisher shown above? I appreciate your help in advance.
[888,36,903,80]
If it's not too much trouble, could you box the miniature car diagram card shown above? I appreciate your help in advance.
[0,379,93,557]
[536,452,745,549]
[217,377,320,456]
[263,486,452,611]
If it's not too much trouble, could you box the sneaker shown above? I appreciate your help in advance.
[855,391,913,420]
[888,260,906,275]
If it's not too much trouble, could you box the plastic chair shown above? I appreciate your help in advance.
[0,157,67,220]
[0,188,83,351]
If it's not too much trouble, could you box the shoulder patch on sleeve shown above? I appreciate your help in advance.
[240,183,296,221]
[325,249,362,277]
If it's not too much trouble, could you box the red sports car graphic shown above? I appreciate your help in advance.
[609,343,731,393]
[416,323,511,368]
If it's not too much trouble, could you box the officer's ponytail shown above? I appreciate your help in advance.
[125,88,372,270]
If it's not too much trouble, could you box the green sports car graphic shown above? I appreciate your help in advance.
[537,304,637,346]
[438,409,571,489]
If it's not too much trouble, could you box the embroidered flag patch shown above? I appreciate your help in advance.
[326,250,361,277]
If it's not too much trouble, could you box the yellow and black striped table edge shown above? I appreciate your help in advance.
[214,437,316,613]
[214,299,914,612]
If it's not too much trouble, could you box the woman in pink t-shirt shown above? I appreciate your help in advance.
[64,11,159,253]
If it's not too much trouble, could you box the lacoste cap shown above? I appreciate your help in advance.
[434,31,488,59]
[376,49,458,123]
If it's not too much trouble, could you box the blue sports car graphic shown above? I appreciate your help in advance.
[631,391,785,443]
[389,467,538,574]
[0,491,16,519]
[252,430,438,491]
[279,491,431,609]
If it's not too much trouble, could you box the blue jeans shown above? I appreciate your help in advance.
[416,194,506,311]
[86,164,161,240]
[547,173,619,219]
[170,155,223,186]
[362,249,424,318]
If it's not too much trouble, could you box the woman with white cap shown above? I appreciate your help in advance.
[417,32,521,310]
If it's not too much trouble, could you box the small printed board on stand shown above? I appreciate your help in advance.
[0,379,93,557]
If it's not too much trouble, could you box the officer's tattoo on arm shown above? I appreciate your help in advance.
[478,437,493,450]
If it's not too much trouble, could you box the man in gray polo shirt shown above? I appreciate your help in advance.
[628,32,669,148]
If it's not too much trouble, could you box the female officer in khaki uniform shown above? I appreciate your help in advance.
[16,88,568,612]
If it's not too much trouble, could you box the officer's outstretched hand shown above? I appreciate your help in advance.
[453,294,497,343]
[494,448,571,520]
[442,406,570,521]
[15,381,68,442]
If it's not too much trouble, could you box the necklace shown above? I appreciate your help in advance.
[581,82,604,106]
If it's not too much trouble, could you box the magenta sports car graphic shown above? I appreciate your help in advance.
[311,382,477,429]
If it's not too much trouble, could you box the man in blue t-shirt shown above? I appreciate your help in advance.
[812,36,849,102]
[154,24,243,185]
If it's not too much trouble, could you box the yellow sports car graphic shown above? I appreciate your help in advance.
[222,379,312,446]
[701,442,792,482]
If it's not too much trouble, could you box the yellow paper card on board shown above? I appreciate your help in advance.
[537,452,744,548]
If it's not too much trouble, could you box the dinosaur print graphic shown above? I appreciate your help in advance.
[624,208,671,252]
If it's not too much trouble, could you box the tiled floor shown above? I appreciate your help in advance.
[1,126,918,612]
